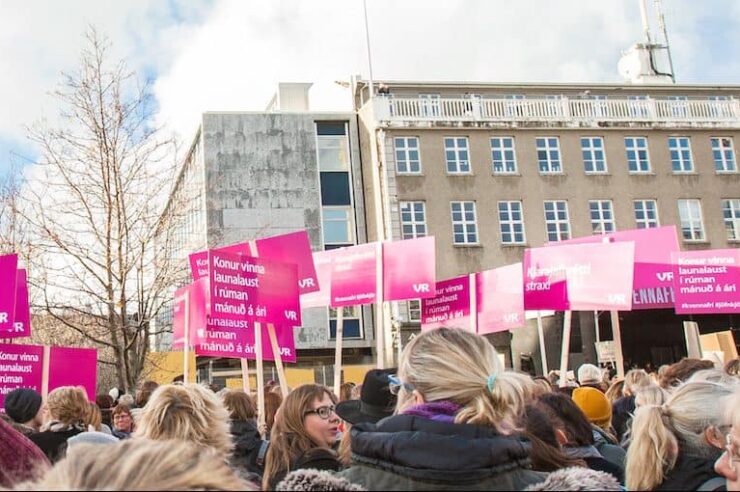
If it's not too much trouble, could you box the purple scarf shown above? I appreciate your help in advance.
[403,401,462,423]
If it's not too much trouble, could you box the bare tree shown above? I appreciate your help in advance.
[20,28,188,391]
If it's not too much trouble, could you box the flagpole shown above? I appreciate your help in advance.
[362,0,374,98]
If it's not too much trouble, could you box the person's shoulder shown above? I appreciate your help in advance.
[294,447,342,472]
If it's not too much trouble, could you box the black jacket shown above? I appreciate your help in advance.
[611,395,635,443]
[268,447,342,490]
[230,420,267,479]
[28,428,84,463]
[339,414,546,491]
[655,453,726,491]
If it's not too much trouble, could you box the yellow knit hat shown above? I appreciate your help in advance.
[572,386,611,428]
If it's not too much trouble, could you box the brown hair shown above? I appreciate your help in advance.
[264,391,283,435]
[725,358,740,377]
[222,390,256,421]
[533,393,595,447]
[262,384,337,490]
[659,358,715,388]
[604,379,624,403]
[522,404,587,472]
[135,381,159,408]
[85,403,102,431]
[339,382,355,402]
[111,404,132,419]
[46,387,89,427]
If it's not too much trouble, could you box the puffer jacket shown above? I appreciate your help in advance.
[338,414,546,491]
[230,420,267,480]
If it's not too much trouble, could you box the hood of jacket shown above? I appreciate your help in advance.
[230,420,262,456]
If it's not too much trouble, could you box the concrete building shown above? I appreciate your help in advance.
[353,80,740,372]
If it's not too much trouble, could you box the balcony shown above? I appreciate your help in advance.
[372,95,740,129]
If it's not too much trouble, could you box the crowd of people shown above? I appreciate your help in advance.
[1,327,739,490]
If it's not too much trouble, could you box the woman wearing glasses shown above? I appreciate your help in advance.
[262,384,342,490]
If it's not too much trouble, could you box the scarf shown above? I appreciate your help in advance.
[403,401,462,423]
[40,419,86,433]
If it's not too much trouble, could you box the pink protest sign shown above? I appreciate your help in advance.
[524,242,635,311]
[172,279,210,350]
[189,243,251,280]
[672,249,740,314]
[196,322,297,363]
[48,346,97,400]
[383,237,436,301]
[0,254,19,332]
[330,243,378,307]
[1,269,30,339]
[255,230,319,294]
[421,275,473,331]
[209,251,301,326]
[0,343,43,409]
[552,226,679,310]
[301,250,334,309]
[476,264,525,334]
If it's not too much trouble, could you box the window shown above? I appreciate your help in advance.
[536,137,562,174]
[709,96,732,118]
[629,95,650,118]
[625,137,651,173]
[394,137,421,174]
[633,200,660,229]
[669,137,693,172]
[544,200,571,241]
[590,95,608,118]
[445,137,471,174]
[490,137,517,174]
[322,207,354,245]
[399,201,427,239]
[316,124,349,171]
[451,201,478,245]
[712,137,737,173]
[581,137,607,173]
[498,201,526,245]
[667,96,688,118]
[419,94,441,117]
[589,200,616,234]
[329,306,362,340]
[722,199,740,241]
[505,94,526,117]
[677,199,705,241]
[407,300,421,322]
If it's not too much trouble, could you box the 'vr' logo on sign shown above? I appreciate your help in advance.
[607,294,627,304]
[299,278,315,289]
[412,283,431,293]
[0,312,7,323]
[504,313,520,323]
[284,310,298,321]
[656,272,674,282]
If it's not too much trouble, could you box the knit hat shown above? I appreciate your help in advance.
[4,388,43,424]
[67,431,119,448]
[0,417,50,488]
[572,386,611,428]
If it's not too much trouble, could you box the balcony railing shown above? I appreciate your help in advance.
[374,95,740,126]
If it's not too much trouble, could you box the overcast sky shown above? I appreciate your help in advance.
[1,0,738,175]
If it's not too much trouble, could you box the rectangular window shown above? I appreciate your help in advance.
[394,137,422,174]
[536,137,562,174]
[317,132,349,172]
[668,137,693,172]
[399,201,427,239]
[419,94,441,117]
[498,201,526,245]
[633,200,660,229]
[329,306,362,340]
[451,201,478,245]
[677,199,705,241]
[589,200,616,234]
[322,207,354,245]
[625,137,651,173]
[629,95,650,118]
[712,137,737,173]
[581,137,607,173]
[490,137,517,174]
[668,96,689,118]
[407,300,421,322]
[544,200,571,241]
[445,137,471,174]
[709,96,732,118]
[505,94,526,117]
[722,199,740,241]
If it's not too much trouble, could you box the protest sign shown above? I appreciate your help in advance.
[0,343,43,409]
[172,279,209,350]
[300,250,333,309]
[48,347,97,400]
[672,249,740,314]
[330,243,378,307]
[195,322,297,363]
[421,275,473,331]
[0,254,18,332]
[1,269,30,339]
[476,263,525,334]
[383,236,436,301]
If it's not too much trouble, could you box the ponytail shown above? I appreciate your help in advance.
[625,404,677,490]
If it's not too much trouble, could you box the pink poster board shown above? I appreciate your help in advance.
[421,275,473,332]
[1,269,30,339]
[196,322,297,363]
[476,263,525,334]
[172,279,209,350]
[672,249,740,314]
[383,237,436,302]
[330,243,378,307]
[301,250,334,309]
[48,346,97,401]
[0,254,18,332]
[0,343,43,409]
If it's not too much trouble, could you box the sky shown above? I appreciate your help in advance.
[0,0,739,176]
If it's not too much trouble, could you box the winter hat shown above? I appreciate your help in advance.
[335,369,397,425]
[67,431,119,448]
[572,386,612,428]
[525,466,621,491]
[4,388,43,424]
[577,364,603,386]
[276,469,366,491]
[0,417,50,488]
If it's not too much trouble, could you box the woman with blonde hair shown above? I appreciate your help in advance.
[625,381,734,490]
[715,391,740,491]
[339,327,545,490]
[612,369,651,442]
[28,386,89,463]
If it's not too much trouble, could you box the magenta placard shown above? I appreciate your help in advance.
[476,263,525,334]
[672,249,740,314]
[196,322,297,363]
[172,279,209,350]
[421,275,473,332]
[190,243,251,281]
[330,243,378,307]
[2,269,30,339]
[0,254,19,332]
[255,230,319,295]
[301,250,334,309]
[48,346,97,400]
[524,242,635,311]
[551,226,679,309]
[0,343,43,409]
[383,237,436,302]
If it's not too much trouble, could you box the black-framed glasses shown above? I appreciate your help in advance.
[304,405,336,420]
[387,375,414,395]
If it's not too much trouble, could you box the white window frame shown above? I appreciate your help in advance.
[394,136,422,174]
[490,137,517,174]
[544,200,571,242]
[407,300,421,322]
[581,136,607,174]
[667,95,689,118]
[419,94,441,118]
[633,200,660,229]
[399,201,427,239]
[321,206,355,245]
[629,95,650,118]
[498,200,526,245]
[712,137,737,173]
[445,137,471,174]
[589,200,616,235]
[536,137,563,174]
[668,136,694,173]
[504,94,526,117]
[625,137,651,173]
[317,134,350,172]
[678,199,705,242]
[722,199,740,242]
[451,201,479,245]
[328,306,362,340]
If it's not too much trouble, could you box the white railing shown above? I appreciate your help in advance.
[378,95,740,125]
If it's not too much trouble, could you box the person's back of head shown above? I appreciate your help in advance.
[625,381,734,490]
[339,382,356,402]
[84,402,102,432]
[4,388,43,429]
[622,369,651,397]
[533,393,595,447]
[634,384,667,408]
[133,383,232,459]
[531,376,553,397]
[118,394,135,408]
[44,386,89,428]
[687,368,740,386]
[264,391,283,435]
[725,358,740,377]
[572,387,611,430]
[521,404,586,472]
[135,380,159,409]
[604,380,624,404]
[0,417,49,488]
[659,358,715,389]
[577,364,603,388]
[222,389,256,422]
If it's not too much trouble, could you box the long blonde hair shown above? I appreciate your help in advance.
[622,369,651,396]
[133,384,232,459]
[625,381,734,490]
[396,327,523,434]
